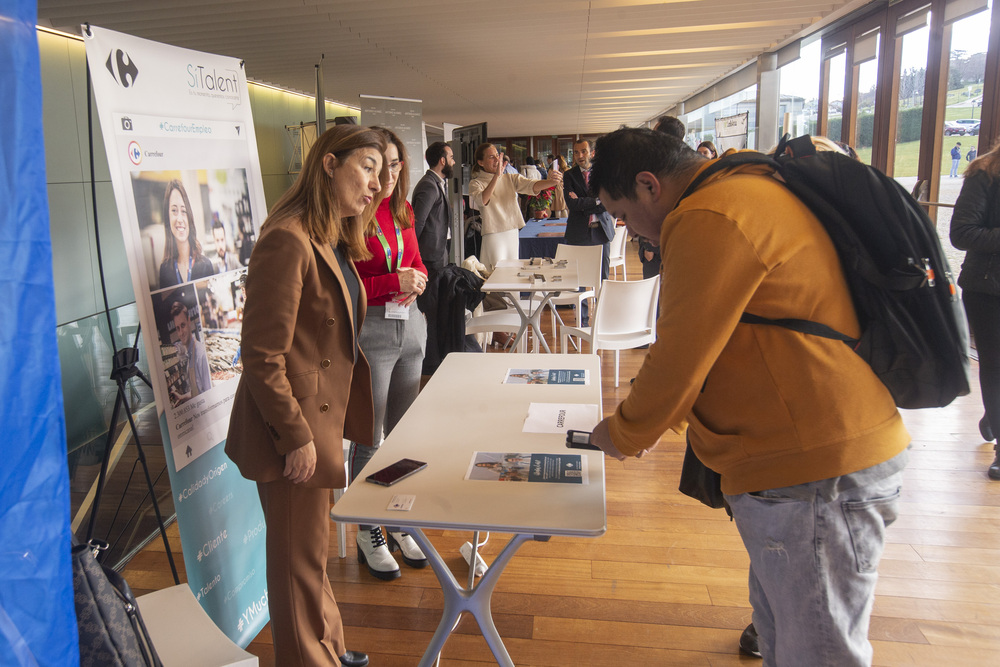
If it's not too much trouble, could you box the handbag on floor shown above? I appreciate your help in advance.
[72,539,162,667]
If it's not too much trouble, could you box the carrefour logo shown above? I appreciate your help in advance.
[127,141,142,165]
[106,48,139,88]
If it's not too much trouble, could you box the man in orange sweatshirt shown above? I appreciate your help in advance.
[588,127,910,667]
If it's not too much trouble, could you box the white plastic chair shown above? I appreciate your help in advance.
[607,225,628,280]
[465,310,530,352]
[547,244,603,352]
[560,276,660,386]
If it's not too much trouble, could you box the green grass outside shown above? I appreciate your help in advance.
[836,140,969,178]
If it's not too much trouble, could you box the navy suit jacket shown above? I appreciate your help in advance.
[411,170,450,271]
[563,165,615,246]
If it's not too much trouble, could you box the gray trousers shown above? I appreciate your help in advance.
[348,305,426,529]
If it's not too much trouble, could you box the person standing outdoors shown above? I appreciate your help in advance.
[952,141,963,177]
[950,138,1000,480]
[587,127,910,667]
[225,125,385,667]
[411,141,455,276]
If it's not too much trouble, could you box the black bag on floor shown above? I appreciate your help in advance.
[680,135,971,409]
[72,540,162,667]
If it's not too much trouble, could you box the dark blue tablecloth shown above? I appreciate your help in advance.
[519,217,567,258]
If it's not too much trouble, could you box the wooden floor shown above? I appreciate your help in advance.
[125,244,1000,666]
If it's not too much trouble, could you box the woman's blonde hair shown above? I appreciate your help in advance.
[556,155,569,172]
[264,125,387,260]
[471,142,496,176]
[965,137,1000,179]
[363,127,413,235]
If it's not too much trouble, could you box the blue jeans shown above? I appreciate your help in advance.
[951,158,961,177]
[725,470,903,667]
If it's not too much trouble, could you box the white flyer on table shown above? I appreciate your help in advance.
[523,402,600,434]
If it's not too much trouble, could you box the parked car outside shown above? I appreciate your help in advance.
[945,119,980,135]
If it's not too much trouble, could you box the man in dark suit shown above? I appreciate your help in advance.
[411,141,455,276]
[564,138,616,281]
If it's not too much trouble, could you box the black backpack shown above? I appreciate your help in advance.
[680,135,970,409]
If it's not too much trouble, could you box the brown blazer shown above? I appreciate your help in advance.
[225,216,374,489]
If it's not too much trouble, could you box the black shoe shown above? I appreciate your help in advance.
[339,650,369,667]
[981,415,995,442]
[989,445,1000,481]
[739,623,762,658]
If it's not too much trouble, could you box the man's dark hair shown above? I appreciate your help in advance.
[653,115,685,140]
[212,220,225,234]
[526,156,535,165]
[425,141,449,168]
[170,301,188,319]
[590,127,701,200]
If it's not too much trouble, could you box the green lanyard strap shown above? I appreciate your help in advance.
[374,221,404,273]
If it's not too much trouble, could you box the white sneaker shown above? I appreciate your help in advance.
[387,532,427,568]
[356,527,400,580]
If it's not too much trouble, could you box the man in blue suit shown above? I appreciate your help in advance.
[411,141,455,276]
[564,139,616,280]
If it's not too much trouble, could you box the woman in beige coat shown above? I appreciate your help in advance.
[225,125,385,667]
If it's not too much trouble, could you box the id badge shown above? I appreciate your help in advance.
[384,301,409,320]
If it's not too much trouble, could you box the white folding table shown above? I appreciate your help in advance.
[330,353,606,666]
[481,259,579,353]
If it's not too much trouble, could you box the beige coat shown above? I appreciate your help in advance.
[469,171,538,235]
[225,216,374,489]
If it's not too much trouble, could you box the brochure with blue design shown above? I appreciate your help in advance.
[465,452,588,484]
[503,368,589,385]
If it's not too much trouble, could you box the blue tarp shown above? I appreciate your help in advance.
[0,1,79,665]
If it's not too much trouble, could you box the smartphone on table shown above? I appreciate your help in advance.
[365,458,428,486]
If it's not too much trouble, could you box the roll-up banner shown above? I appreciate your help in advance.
[360,94,424,198]
[83,25,268,646]
[715,111,750,152]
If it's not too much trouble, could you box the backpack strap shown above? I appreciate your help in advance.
[740,313,859,347]
[679,151,780,203]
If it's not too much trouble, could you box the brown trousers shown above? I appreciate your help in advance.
[257,480,346,667]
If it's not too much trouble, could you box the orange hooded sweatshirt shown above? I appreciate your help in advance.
[609,159,910,495]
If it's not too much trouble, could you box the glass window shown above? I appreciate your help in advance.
[825,50,847,142]
[557,137,575,166]
[938,0,992,275]
[779,40,821,139]
[892,11,930,185]
[681,84,758,150]
[509,139,528,170]
[853,30,881,164]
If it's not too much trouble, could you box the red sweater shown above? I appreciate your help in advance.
[355,199,427,307]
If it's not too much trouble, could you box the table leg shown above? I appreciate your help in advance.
[405,529,532,667]
[501,294,531,352]
[503,292,556,354]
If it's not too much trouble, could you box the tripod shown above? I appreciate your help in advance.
[84,326,180,584]
[82,54,178,582]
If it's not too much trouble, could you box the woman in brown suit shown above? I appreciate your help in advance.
[225,125,386,667]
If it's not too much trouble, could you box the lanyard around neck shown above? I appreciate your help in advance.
[174,255,193,284]
[374,220,404,273]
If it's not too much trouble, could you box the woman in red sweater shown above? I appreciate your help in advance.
[349,127,429,579]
